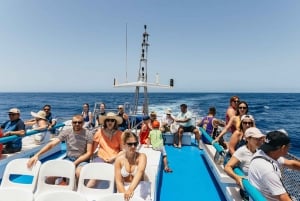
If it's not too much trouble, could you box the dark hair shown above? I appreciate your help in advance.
[103,118,119,129]
[43,104,51,109]
[208,107,216,115]
[236,101,249,115]
[180,104,187,108]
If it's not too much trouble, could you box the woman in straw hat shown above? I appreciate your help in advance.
[23,110,49,145]
[92,112,123,163]
[87,112,124,188]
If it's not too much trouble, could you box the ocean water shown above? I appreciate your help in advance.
[0,92,299,157]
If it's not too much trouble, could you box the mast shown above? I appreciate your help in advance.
[114,25,173,115]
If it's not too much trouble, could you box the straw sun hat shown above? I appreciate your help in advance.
[99,112,123,125]
[31,110,47,120]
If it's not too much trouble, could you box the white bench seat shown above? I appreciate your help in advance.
[163,132,192,145]
[138,145,162,201]
[0,142,61,179]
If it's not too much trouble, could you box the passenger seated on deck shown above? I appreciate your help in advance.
[92,112,123,163]
[43,104,57,133]
[224,127,265,201]
[86,112,124,188]
[1,108,26,154]
[115,130,151,201]
[23,110,49,145]
[139,115,151,145]
[175,104,202,149]
[213,101,249,145]
[117,105,130,131]
[81,103,93,129]
[149,111,157,125]
[27,115,93,180]
[226,115,256,158]
[95,102,106,127]
[248,130,300,201]
[225,96,240,133]
[147,120,172,173]
[197,107,225,145]
[160,108,175,133]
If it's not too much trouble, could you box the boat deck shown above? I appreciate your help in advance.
[159,144,227,201]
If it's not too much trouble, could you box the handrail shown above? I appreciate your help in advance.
[0,123,65,144]
[199,127,225,155]
[199,127,267,201]
[233,168,267,201]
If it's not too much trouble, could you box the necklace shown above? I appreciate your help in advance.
[104,128,115,140]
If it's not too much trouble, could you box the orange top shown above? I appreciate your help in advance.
[93,128,122,160]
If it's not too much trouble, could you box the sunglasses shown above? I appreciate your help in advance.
[242,121,253,126]
[44,108,50,111]
[126,142,138,147]
[72,121,83,124]
[8,113,17,116]
[106,119,115,122]
[234,100,239,103]
[239,106,247,109]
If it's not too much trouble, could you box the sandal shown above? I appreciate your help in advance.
[164,167,173,173]
[173,144,178,148]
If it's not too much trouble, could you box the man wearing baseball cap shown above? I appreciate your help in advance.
[1,108,26,154]
[249,130,300,201]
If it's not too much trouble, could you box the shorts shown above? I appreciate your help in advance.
[153,146,167,156]
[64,156,89,167]
[180,125,196,133]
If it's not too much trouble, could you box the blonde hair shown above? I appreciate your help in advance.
[121,130,138,145]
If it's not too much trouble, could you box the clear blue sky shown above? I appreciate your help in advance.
[1,1,299,93]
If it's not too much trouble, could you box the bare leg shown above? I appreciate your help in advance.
[178,128,183,148]
[163,156,172,173]
[194,129,203,149]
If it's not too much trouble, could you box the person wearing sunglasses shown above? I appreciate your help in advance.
[86,112,124,188]
[226,96,240,132]
[81,103,93,129]
[117,105,130,131]
[227,114,256,157]
[95,102,106,127]
[1,108,26,154]
[43,104,57,132]
[115,130,150,201]
[213,101,249,145]
[23,110,49,146]
[27,115,93,179]
[92,112,123,163]
[225,127,265,201]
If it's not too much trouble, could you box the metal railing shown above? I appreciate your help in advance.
[0,123,66,144]
[199,127,267,201]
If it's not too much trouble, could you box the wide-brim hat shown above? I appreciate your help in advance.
[31,110,47,120]
[99,112,123,125]
[260,130,290,153]
[165,108,172,115]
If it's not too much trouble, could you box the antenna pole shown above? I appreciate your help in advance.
[125,23,128,82]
